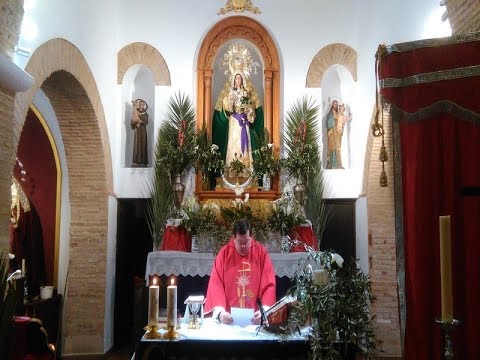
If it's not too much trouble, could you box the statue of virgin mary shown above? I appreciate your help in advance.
[212,43,264,178]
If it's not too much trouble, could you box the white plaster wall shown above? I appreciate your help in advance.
[16,0,446,202]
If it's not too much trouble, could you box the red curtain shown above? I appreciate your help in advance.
[379,35,480,359]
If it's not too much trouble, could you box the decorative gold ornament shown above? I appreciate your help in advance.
[374,44,389,187]
[218,0,261,15]
[223,43,254,83]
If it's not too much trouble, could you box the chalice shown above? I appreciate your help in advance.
[188,302,201,329]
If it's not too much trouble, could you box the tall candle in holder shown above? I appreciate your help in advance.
[148,278,159,327]
[167,278,177,328]
[439,215,453,322]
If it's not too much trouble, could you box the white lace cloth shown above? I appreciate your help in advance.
[145,251,309,283]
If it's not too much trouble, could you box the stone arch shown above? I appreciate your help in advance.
[117,42,171,86]
[14,38,111,354]
[306,43,357,87]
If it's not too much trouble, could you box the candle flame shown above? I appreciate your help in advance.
[152,278,157,286]
[170,278,175,286]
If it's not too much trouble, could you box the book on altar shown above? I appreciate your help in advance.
[264,295,296,332]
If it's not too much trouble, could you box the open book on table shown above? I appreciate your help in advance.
[264,295,296,332]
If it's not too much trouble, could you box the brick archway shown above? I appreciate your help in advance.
[117,42,171,85]
[305,43,357,87]
[15,38,111,354]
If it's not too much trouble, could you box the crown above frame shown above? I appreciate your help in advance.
[223,43,254,83]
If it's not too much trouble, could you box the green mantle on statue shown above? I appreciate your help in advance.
[212,106,264,162]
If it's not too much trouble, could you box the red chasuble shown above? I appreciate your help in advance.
[205,238,276,313]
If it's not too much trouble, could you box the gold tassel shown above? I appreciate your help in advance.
[379,163,388,187]
[379,140,388,162]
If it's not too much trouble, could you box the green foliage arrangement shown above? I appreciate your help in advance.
[0,252,17,359]
[283,96,321,185]
[194,125,224,188]
[285,249,377,359]
[268,196,306,236]
[146,154,174,249]
[156,92,196,178]
[228,154,246,179]
[181,196,230,253]
[252,129,280,176]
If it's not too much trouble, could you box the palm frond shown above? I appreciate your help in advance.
[157,92,197,177]
[305,170,331,248]
[284,96,320,155]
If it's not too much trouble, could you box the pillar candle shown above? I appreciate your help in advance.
[439,215,453,322]
[148,278,159,327]
[167,278,177,328]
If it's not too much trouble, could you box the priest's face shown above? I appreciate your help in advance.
[234,231,252,256]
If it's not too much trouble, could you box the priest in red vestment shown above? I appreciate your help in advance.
[205,218,276,325]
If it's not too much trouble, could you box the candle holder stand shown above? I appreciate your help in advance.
[143,325,162,339]
[163,325,179,340]
[435,319,460,359]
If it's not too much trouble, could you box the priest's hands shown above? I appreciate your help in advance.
[251,310,261,325]
[218,310,233,324]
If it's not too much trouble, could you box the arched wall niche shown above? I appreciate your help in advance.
[117,42,171,86]
[305,43,357,88]
[121,64,155,168]
[196,16,281,200]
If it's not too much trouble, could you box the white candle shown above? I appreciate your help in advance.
[148,278,159,327]
[439,215,453,322]
[167,278,177,328]
[22,259,26,275]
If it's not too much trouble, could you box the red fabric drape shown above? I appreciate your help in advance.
[379,36,480,359]
[400,116,480,359]
[160,226,192,252]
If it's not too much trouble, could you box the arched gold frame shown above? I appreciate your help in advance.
[196,16,280,200]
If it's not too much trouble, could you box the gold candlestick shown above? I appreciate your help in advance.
[143,325,162,339]
[435,318,460,359]
[163,325,179,340]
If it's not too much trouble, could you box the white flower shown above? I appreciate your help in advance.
[267,143,273,149]
[243,193,250,203]
[331,253,344,268]
[211,144,219,152]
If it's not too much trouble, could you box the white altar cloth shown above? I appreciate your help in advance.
[142,318,308,342]
[145,251,309,283]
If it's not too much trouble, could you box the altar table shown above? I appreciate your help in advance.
[145,251,310,309]
[145,251,310,283]
[134,318,309,359]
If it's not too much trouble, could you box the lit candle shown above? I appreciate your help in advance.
[439,215,453,322]
[148,277,159,327]
[167,277,177,329]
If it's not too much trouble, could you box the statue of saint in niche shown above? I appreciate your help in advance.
[212,43,264,179]
[130,98,149,167]
[325,97,352,169]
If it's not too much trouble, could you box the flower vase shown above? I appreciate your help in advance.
[281,235,291,253]
[173,174,185,210]
[202,176,210,191]
[191,235,199,253]
[293,178,306,206]
[262,174,271,191]
[265,231,282,252]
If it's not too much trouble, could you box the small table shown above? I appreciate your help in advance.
[135,318,309,359]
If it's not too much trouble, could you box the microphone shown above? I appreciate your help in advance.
[256,298,268,328]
